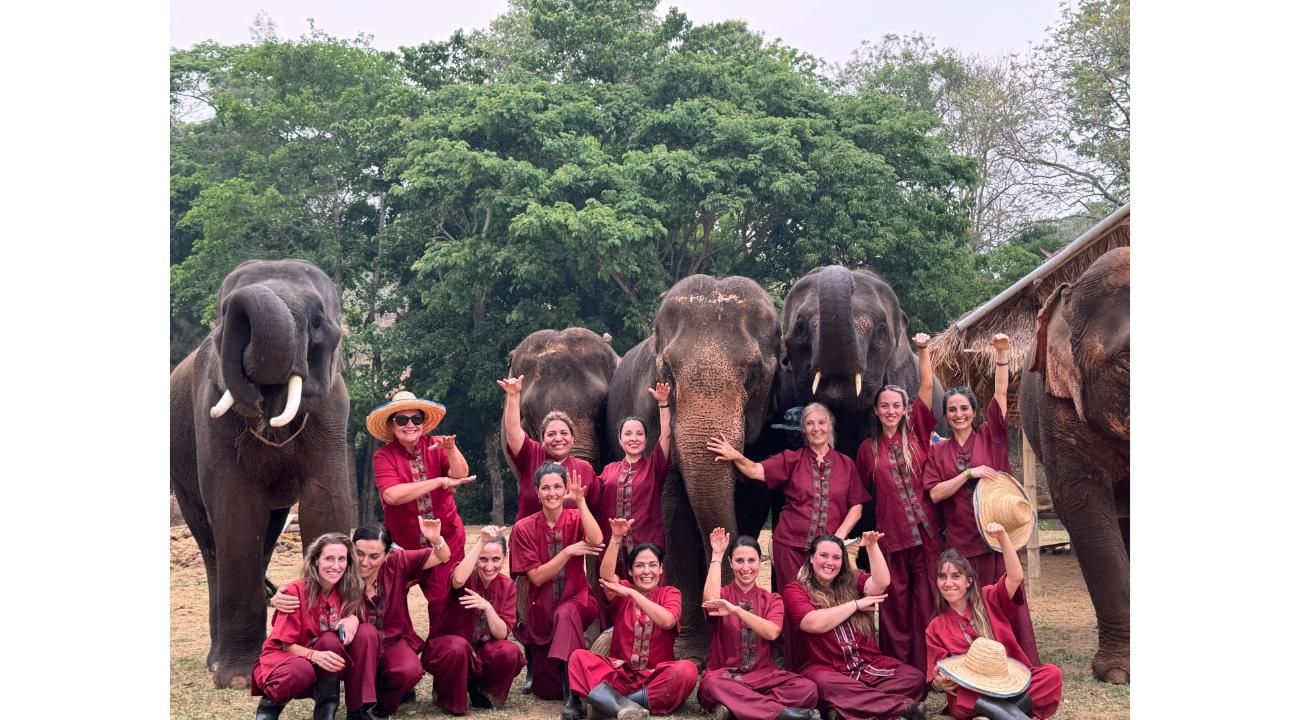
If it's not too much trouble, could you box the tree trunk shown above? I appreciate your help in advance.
[356,436,382,524]
[485,429,505,525]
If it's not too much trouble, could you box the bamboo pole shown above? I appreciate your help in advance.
[1021,429,1040,600]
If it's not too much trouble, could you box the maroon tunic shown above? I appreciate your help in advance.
[781,572,900,677]
[424,572,525,713]
[925,577,1063,719]
[373,436,466,555]
[920,400,1012,559]
[568,581,697,715]
[698,582,818,720]
[507,435,599,523]
[363,548,431,653]
[436,572,518,645]
[253,578,343,685]
[762,448,868,552]
[594,444,669,553]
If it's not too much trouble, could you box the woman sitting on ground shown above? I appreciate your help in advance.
[697,528,818,720]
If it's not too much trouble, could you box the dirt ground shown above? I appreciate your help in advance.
[170,526,1128,719]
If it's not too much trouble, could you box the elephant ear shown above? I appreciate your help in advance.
[1033,282,1086,422]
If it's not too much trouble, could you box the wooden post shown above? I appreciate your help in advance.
[1021,428,1040,600]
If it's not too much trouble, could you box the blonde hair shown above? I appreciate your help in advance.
[801,402,837,448]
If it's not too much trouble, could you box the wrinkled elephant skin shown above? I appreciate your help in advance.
[607,275,780,662]
[171,259,354,688]
[1020,247,1130,684]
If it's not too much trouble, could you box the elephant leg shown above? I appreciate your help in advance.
[207,478,272,689]
[173,478,220,670]
[662,471,709,664]
[261,507,289,600]
[1048,456,1129,684]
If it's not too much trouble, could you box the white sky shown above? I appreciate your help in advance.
[171,0,1065,65]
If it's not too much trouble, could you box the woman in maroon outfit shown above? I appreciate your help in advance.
[498,375,600,522]
[922,333,1040,665]
[509,462,604,711]
[567,518,698,720]
[854,332,940,671]
[252,532,374,720]
[925,523,1063,720]
[424,525,526,714]
[367,391,475,634]
[271,520,451,718]
[781,533,926,720]
[698,528,818,720]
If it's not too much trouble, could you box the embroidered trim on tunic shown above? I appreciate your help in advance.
[407,447,435,547]
[886,440,936,544]
[737,598,757,673]
[803,456,833,548]
[615,462,638,544]
[628,605,654,671]
[473,589,493,646]
[366,582,387,632]
[317,601,340,634]
[545,526,566,605]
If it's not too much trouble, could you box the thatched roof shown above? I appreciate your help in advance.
[930,203,1131,424]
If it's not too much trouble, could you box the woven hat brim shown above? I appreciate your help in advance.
[974,474,1036,552]
[365,398,447,442]
[937,656,1032,698]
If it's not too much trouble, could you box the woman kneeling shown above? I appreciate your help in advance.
[567,519,698,720]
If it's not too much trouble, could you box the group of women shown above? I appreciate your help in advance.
[249,333,1063,720]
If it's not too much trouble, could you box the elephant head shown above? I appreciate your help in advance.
[208,259,343,431]
[778,265,931,452]
[1032,247,1130,445]
[505,328,620,465]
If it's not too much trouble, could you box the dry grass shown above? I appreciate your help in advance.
[170,526,1127,719]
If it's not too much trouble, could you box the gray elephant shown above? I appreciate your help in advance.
[171,259,354,688]
[606,275,781,661]
[1019,247,1130,684]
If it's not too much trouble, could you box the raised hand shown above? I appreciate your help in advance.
[459,589,492,612]
[709,527,730,556]
[913,332,931,349]
[437,434,459,451]
[706,436,741,462]
[419,517,443,546]
[648,382,671,405]
[860,531,885,548]
[854,593,888,612]
[992,333,1010,351]
[564,540,604,558]
[609,517,635,539]
[478,525,503,544]
[701,598,739,617]
[563,473,586,503]
[600,577,634,597]
[496,375,525,396]
[985,522,1008,537]
[269,589,300,614]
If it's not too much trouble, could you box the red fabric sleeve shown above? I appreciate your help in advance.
[373,445,404,495]
[764,590,785,627]
[983,576,1025,621]
[855,570,871,594]
[921,446,945,490]
[650,444,669,495]
[924,617,952,682]
[781,582,815,629]
[659,586,683,623]
[845,458,869,506]
[495,575,518,629]
[509,520,540,578]
[396,548,434,584]
[428,442,452,476]
[761,450,797,489]
[910,395,938,442]
[984,398,1009,448]
[854,439,876,502]
[267,580,307,647]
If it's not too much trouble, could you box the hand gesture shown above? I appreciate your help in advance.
[707,436,741,462]
[419,517,443,546]
[985,522,1008,538]
[600,578,634,597]
[269,589,300,614]
[496,375,525,397]
[854,593,888,612]
[439,474,477,491]
[564,540,604,558]
[648,382,671,405]
[459,589,492,612]
[913,332,931,349]
[309,648,347,672]
[991,333,1010,351]
[702,598,739,617]
[437,434,459,451]
[337,615,360,645]
[709,527,731,557]
[609,517,635,539]
[860,531,885,549]
[478,525,503,544]
[563,474,586,503]
[968,465,993,480]
[933,674,958,693]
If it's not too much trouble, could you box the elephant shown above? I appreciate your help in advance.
[605,275,781,662]
[171,258,354,688]
[1019,246,1130,684]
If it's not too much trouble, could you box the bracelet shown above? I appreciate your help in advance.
[611,538,622,544]
[658,404,669,408]
[431,540,446,550]
[710,559,722,564]
[995,361,1009,366]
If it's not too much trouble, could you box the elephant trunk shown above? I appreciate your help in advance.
[673,400,742,546]
[219,284,298,418]
[814,266,861,390]
[568,415,600,466]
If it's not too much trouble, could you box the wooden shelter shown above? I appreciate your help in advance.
[929,203,1130,424]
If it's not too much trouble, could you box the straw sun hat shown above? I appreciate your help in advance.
[365,391,447,443]
[974,471,1037,552]
[936,637,1032,698]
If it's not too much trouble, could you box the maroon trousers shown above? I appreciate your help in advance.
[375,641,424,715]
[256,626,379,712]
[804,663,927,720]
[879,538,940,671]
[525,597,599,700]
[697,667,818,720]
[568,649,698,715]
[946,663,1063,719]
[422,635,526,713]
[967,552,1042,666]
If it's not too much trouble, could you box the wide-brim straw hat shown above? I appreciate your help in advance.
[365,391,447,443]
[974,471,1036,552]
[937,637,1032,698]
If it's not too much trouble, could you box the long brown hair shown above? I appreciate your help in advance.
[932,548,994,641]
[873,384,915,478]
[796,534,875,640]
[301,532,365,618]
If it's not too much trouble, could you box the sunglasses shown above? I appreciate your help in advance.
[390,413,425,427]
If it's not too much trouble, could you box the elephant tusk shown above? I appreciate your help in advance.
[812,370,821,397]
[269,375,303,428]
[209,389,234,419]
[855,372,863,398]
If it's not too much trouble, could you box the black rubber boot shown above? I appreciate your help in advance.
[583,682,650,720]
[346,707,375,720]
[972,696,1031,720]
[775,708,817,720]
[561,662,585,720]
[626,689,648,710]
[901,700,927,720]
[254,697,286,720]
[313,676,341,720]
[524,646,535,694]
[1011,692,1033,715]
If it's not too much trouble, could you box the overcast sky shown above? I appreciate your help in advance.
[171,0,1066,66]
